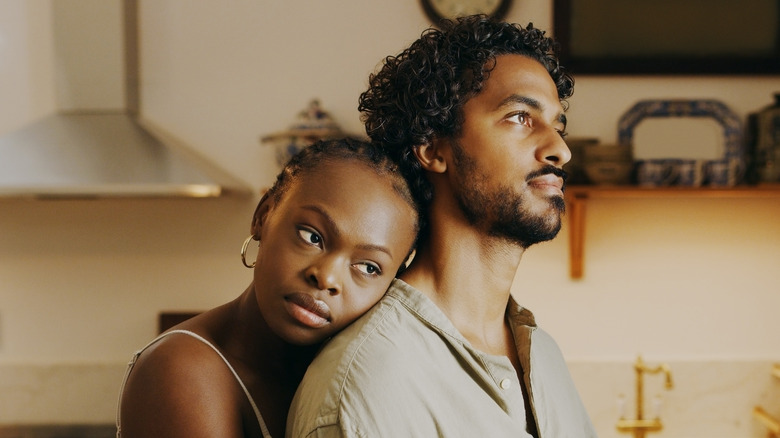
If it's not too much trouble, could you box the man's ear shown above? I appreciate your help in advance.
[250,191,274,238]
[412,138,448,174]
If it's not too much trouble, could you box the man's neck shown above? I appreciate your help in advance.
[400,219,525,354]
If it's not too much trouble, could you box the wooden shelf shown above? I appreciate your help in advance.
[564,183,780,279]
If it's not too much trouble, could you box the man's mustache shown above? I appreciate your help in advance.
[526,165,569,186]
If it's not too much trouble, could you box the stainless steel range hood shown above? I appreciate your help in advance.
[0,0,247,199]
[0,112,229,198]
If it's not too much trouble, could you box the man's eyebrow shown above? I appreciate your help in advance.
[496,94,542,111]
[497,94,567,129]
[301,205,393,257]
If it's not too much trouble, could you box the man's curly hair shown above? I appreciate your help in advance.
[359,15,574,238]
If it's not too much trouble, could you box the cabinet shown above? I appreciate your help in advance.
[564,184,780,279]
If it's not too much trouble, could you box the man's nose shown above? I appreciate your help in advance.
[536,126,571,167]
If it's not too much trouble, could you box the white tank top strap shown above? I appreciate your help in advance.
[116,329,272,438]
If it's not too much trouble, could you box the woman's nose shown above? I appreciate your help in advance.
[305,258,342,296]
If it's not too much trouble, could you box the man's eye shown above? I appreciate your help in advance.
[509,111,530,126]
[297,228,322,247]
[354,262,381,276]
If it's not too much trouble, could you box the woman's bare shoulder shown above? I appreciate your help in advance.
[133,330,231,378]
[119,331,246,437]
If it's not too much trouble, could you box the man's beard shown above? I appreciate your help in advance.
[450,141,566,248]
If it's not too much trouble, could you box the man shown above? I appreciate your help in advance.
[288,15,596,437]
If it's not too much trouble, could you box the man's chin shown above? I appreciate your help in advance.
[552,194,566,213]
[489,215,562,248]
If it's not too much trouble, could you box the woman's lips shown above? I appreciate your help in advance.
[284,293,332,328]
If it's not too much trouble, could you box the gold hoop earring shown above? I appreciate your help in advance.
[241,235,257,268]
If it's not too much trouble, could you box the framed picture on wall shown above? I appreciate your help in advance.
[553,0,780,75]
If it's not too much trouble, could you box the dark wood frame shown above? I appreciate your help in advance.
[419,0,511,25]
[553,0,780,75]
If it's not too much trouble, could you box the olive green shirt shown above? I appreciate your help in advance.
[287,279,596,437]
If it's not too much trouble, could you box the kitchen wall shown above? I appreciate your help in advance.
[1,0,779,436]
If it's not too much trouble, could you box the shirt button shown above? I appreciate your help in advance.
[500,378,512,390]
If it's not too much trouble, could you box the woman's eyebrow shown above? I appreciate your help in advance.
[301,205,393,257]
[302,205,340,237]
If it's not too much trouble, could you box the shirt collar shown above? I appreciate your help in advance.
[388,278,537,338]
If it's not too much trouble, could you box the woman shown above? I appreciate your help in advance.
[117,138,420,437]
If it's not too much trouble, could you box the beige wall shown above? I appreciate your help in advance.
[137,0,780,361]
[0,0,55,135]
[1,0,779,433]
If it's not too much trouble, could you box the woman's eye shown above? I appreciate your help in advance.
[354,262,382,276]
[297,228,322,247]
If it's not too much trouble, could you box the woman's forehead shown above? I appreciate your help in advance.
[284,160,392,204]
